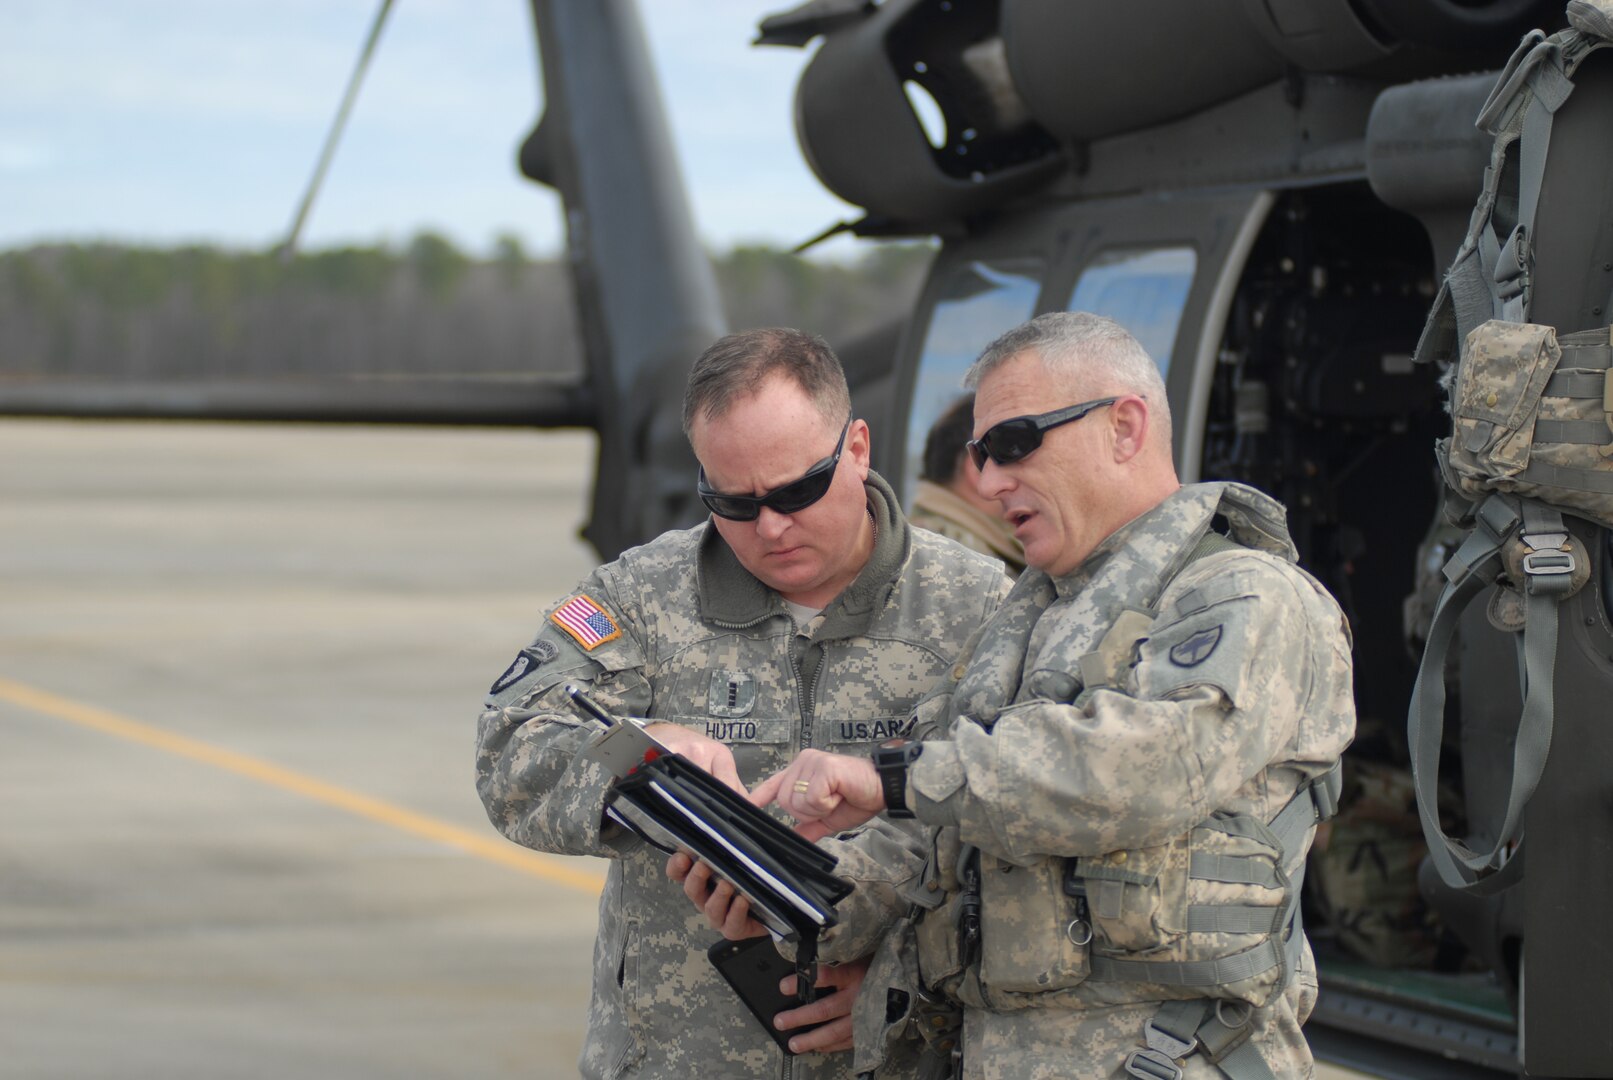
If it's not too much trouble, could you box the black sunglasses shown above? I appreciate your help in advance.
[966,397,1120,470]
[697,416,852,521]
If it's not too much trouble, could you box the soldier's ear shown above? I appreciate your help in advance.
[849,418,872,476]
[1109,396,1149,464]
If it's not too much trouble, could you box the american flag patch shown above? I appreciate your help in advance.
[550,594,622,650]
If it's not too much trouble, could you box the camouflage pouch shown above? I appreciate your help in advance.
[1441,321,1613,529]
[851,917,928,1079]
[1074,836,1188,954]
[976,852,1091,993]
[911,827,965,991]
[1081,816,1291,1008]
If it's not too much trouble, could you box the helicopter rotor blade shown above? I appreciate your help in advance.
[279,0,397,263]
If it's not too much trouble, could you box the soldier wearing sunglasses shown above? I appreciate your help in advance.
[475,327,1011,1080]
[697,313,1355,1080]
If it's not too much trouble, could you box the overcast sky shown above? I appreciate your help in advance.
[1,0,862,257]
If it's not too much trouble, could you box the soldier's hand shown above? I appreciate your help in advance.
[641,723,745,794]
[666,851,768,939]
[751,749,885,842]
[773,956,868,1054]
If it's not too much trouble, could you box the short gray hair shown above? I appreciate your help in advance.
[965,312,1172,443]
[682,327,851,438]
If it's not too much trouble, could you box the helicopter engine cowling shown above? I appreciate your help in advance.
[792,0,1561,226]
[792,0,1065,231]
[1000,0,1562,143]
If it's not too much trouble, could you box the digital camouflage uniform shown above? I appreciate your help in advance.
[476,472,1011,1080]
[908,480,1026,577]
[844,482,1355,1080]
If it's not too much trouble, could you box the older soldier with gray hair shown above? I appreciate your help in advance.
[476,327,1010,1079]
[698,312,1355,1078]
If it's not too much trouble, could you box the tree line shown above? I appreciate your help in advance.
[0,234,933,382]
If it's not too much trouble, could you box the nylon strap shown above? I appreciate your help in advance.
[1516,43,1570,262]
[1216,1039,1279,1080]
[1185,905,1286,934]
[1555,342,1613,367]
[1448,251,1500,356]
[1152,999,1207,1044]
[1188,854,1282,888]
[1267,764,1341,851]
[1559,326,1613,350]
[1478,30,1550,134]
[1132,997,1279,1080]
[1532,418,1613,444]
[1092,939,1282,988]
[1478,210,1512,315]
[1407,494,1563,894]
[1543,370,1607,397]
[1520,460,1613,493]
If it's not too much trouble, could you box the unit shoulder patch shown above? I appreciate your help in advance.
[488,639,562,694]
[1169,624,1223,668]
[550,594,622,650]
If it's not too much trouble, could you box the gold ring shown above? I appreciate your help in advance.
[792,780,810,794]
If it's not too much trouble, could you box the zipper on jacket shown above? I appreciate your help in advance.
[801,640,828,754]
[783,627,813,1080]
[712,613,817,1080]
[790,629,833,753]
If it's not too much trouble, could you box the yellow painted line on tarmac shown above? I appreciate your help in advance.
[0,675,605,896]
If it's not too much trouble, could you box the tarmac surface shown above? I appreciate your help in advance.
[0,418,1370,1079]
[1,419,606,1079]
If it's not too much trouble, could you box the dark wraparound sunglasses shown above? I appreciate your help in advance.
[966,397,1120,470]
[697,416,852,521]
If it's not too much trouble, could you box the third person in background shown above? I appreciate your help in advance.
[908,394,1026,577]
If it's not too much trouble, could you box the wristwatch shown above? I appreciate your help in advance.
[871,741,924,819]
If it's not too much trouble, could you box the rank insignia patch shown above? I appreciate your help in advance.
[1169,625,1223,668]
[707,670,757,719]
[551,594,621,650]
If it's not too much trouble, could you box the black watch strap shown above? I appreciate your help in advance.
[871,742,923,819]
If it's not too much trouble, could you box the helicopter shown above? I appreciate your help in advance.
[521,1,1613,1075]
[10,0,1613,1074]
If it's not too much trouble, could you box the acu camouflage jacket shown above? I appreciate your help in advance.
[849,482,1356,1078]
[476,472,1010,1080]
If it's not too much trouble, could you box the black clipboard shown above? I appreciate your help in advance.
[569,685,851,944]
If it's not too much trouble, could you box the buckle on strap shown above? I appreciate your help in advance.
[1144,1020,1197,1059]
[1520,531,1576,594]
[1123,1050,1184,1080]
[1309,761,1342,823]
[1123,1020,1196,1079]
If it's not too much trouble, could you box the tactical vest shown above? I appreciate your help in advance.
[1409,3,1613,895]
[900,483,1341,1080]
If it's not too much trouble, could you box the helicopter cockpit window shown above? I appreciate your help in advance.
[1066,246,1196,375]
[904,259,1043,501]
